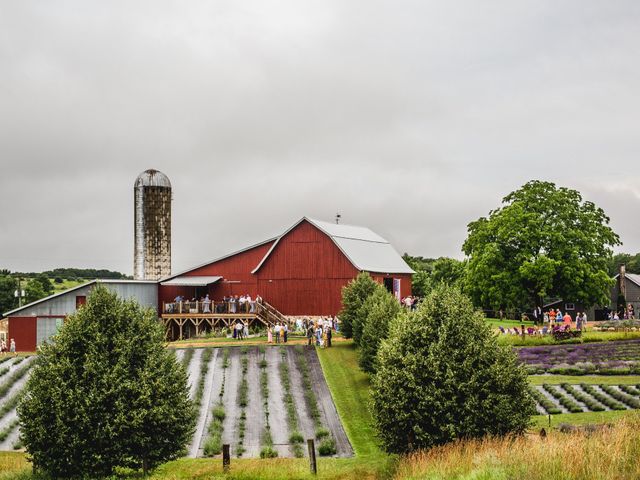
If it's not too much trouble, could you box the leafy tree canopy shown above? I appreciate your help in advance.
[371,285,535,454]
[18,286,195,478]
[359,286,401,374]
[403,254,466,297]
[463,180,620,310]
[608,252,640,276]
[339,272,379,342]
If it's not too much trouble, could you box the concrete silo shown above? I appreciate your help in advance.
[134,169,172,280]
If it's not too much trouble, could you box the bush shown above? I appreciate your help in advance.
[371,285,535,453]
[289,431,304,444]
[318,438,337,456]
[359,287,401,373]
[315,427,330,440]
[339,272,379,342]
[260,446,279,458]
[17,286,196,477]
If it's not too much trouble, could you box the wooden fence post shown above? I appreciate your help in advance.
[307,439,317,475]
[223,444,230,473]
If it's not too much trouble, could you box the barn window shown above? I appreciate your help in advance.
[565,303,575,311]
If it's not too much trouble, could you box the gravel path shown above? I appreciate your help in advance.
[242,347,264,458]
[266,347,291,457]
[188,349,219,458]
[187,348,203,399]
[174,349,185,363]
[286,348,316,448]
[221,348,240,455]
[304,347,353,457]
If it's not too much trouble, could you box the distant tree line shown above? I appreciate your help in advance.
[0,267,130,314]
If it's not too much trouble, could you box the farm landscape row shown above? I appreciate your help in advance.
[0,346,352,459]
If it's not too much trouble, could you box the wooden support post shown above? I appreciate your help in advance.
[223,444,230,472]
[307,439,317,475]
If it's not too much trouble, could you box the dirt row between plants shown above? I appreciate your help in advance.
[182,345,353,458]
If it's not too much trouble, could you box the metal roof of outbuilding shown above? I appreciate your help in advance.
[2,279,157,317]
[160,276,222,287]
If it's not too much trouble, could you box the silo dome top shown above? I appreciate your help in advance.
[134,169,171,188]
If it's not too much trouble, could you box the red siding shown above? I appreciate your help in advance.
[8,317,37,352]
[158,220,412,317]
[256,221,360,315]
[158,241,274,307]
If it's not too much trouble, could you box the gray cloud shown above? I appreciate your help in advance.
[1,1,639,274]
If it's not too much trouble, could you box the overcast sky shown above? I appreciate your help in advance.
[1,1,639,275]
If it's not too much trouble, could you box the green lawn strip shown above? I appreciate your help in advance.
[531,410,639,428]
[485,318,534,328]
[529,375,640,386]
[316,342,392,474]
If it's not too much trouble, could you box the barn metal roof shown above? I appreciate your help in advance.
[160,276,222,287]
[252,217,414,274]
[613,273,640,288]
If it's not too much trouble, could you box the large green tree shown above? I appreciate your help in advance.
[463,180,620,310]
[339,271,379,342]
[608,252,640,276]
[18,286,195,477]
[371,285,534,454]
[0,274,17,314]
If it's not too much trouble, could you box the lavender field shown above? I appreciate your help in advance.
[517,339,640,375]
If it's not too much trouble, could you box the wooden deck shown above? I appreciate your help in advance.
[162,301,286,341]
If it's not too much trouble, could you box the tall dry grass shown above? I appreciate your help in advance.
[394,413,640,480]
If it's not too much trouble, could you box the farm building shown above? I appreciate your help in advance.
[611,267,640,315]
[2,217,412,349]
[159,217,413,338]
[4,280,157,352]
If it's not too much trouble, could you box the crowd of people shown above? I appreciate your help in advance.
[401,295,420,310]
[608,304,636,320]
[166,294,263,314]
[500,308,589,336]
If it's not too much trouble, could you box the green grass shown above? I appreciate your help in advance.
[485,318,534,328]
[528,375,640,385]
[531,409,638,428]
[51,279,87,293]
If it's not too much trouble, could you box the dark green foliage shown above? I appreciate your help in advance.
[17,286,196,478]
[463,180,620,310]
[339,272,378,342]
[599,385,640,408]
[318,437,337,456]
[193,348,213,408]
[315,427,330,440]
[608,253,640,276]
[403,255,467,297]
[371,285,535,454]
[32,274,54,297]
[180,348,194,369]
[260,446,278,458]
[359,287,401,373]
[0,275,17,314]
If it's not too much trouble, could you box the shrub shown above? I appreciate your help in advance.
[529,387,562,415]
[359,287,401,373]
[315,427,330,440]
[318,438,337,456]
[212,405,226,422]
[542,384,583,413]
[599,385,640,409]
[371,285,535,454]
[17,286,196,477]
[289,431,304,444]
[339,272,379,341]
[260,446,278,458]
[580,384,626,411]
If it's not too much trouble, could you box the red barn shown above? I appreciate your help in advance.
[159,217,413,317]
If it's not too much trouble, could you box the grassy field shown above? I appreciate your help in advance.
[528,375,640,385]
[51,279,86,293]
[531,410,638,428]
[4,341,639,479]
[393,414,640,480]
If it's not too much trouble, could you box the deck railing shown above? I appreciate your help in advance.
[163,300,259,315]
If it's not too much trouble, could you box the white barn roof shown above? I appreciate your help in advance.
[253,217,414,274]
